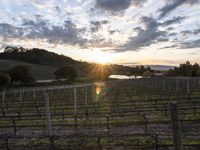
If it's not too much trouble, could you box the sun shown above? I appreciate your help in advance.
[97,54,111,64]
[90,51,113,64]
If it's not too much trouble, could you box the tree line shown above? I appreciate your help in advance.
[166,61,200,77]
[0,65,78,88]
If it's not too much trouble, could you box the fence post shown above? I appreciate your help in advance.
[102,86,106,101]
[163,80,165,91]
[176,79,179,92]
[93,85,96,102]
[20,91,22,103]
[169,103,183,150]
[44,93,52,137]
[187,79,189,94]
[12,119,17,135]
[33,89,36,100]
[2,90,5,108]
[73,88,77,131]
[2,90,5,116]
[85,86,88,119]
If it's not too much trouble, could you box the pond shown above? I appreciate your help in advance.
[109,75,143,79]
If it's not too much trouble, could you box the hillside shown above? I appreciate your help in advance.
[0,47,92,80]
[0,46,135,80]
[144,65,175,71]
[0,60,56,80]
[0,46,77,67]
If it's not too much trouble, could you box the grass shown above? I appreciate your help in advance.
[0,59,56,80]
[0,79,200,149]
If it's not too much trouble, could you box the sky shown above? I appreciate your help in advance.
[0,0,200,66]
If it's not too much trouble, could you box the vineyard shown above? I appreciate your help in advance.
[0,78,200,150]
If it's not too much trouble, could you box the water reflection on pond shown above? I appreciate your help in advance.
[109,75,143,79]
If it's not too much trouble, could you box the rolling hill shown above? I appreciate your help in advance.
[0,59,56,80]
[0,46,161,81]
[0,46,92,80]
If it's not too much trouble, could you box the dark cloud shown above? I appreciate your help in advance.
[118,16,167,51]
[90,20,108,32]
[180,39,200,49]
[160,16,185,26]
[0,23,24,39]
[193,28,200,34]
[87,36,115,48]
[166,27,174,31]
[109,30,119,34]
[161,44,178,49]
[1,19,87,46]
[95,0,131,12]
[180,30,192,36]
[159,0,200,18]
[157,38,169,42]
[44,20,87,46]
[95,0,147,14]
[161,39,200,49]
[168,32,177,36]
[133,27,144,33]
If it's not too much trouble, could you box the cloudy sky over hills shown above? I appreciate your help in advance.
[0,0,200,65]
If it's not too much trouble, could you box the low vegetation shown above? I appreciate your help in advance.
[166,61,200,77]
[55,65,78,81]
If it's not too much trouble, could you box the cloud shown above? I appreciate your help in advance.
[159,0,200,18]
[29,0,50,9]
[160,16,185,26]
[180,39,200,49]
[90,20,108,32]
[118,16,167,51]
[0,19,87,46]
[0,23,24,39]
[95,0,147,14]
[161,39,200,49]
[180,30,192,36]
[160,44,178,49]
[109,30,120,35]
[193,28,200,34]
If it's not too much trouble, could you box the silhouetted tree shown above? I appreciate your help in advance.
[91,64,111,81]
[166,61,200,77]
[0,69,11,87]
[8,65,35,85]
[142,70,155,77]
[129,66,154,77]
[55,66,78,81]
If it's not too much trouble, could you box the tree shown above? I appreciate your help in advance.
[55,66,78,81]
[0,69,11,87]
[8,65,35,85]
[91,64,111,81]
[142,70,155,77]
[166,61,200,77]
[191,63,200,76]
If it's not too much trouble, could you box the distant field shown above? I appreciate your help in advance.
[0,59,56,80]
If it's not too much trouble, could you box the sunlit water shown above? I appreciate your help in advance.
[109,75,142,79]
[36,75,142,83]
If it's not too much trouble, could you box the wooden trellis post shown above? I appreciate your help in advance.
[20,91,22,103]
[176,79,179,92]
[93,85,96,102]
[73,88,77,131]
[2,90,5,116]
[163,80,165,91]
[169,103,183,150]
[2,90,5,108]
[187,79,189,94]
[85,86,88,119]
[44,93,52,137]
[33,89,36,100]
